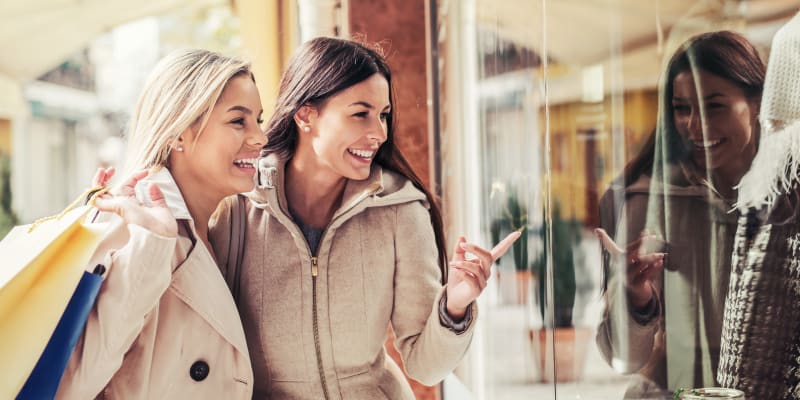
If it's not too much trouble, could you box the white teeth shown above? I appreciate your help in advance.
[233,158,257,167]
[348,149,375,158]
[693,139,722,148]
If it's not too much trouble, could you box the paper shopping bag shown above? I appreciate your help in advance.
[16,265,104,399]
[0,204,107,398]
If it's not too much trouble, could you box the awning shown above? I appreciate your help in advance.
[0,0,225,82]
[476,0,799,102]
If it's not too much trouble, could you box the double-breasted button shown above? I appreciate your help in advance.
[190,360,210,381]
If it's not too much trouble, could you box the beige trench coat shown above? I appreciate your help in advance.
[56,169,253,399]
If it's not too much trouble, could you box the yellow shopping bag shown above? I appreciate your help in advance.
[0,189,108,398]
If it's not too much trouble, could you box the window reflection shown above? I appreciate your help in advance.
[437,1,800,398]
[597,30,765,399]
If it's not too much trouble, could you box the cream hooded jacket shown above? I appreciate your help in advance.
[596,166,738,396]
[56,168,253,399]
[209,154,477,399]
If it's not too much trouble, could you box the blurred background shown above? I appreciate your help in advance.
[1,0,798,399]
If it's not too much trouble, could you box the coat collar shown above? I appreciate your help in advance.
[134,167,192,221]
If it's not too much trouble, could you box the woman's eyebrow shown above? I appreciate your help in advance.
[227,105,253,114]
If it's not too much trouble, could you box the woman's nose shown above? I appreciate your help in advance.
[246,125,267,148]
[687,110,704,137]
[369,118,388,144]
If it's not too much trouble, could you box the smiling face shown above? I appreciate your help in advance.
[671,68,759,176]
[173,74,265,198]
[294,73,390,182]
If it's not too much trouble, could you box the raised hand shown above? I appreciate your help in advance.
[445,231,521,319]
[93,169,177,238]
[594,228,666,309]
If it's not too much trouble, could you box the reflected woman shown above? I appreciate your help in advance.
[594,31,764,397]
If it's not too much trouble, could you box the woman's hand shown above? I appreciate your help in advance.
[445,231,521,319]
[92,167,177,238]
[91,166,115,188]
[594,228,666,309]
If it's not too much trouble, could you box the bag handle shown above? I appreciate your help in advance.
[27,185,108,233]
[225,194,247,303]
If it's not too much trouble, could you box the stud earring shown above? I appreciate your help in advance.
[175,145,184,152]
[303,126,311,132]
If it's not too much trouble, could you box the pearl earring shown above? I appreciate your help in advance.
[175,145,184,152]
[303,126,311,132]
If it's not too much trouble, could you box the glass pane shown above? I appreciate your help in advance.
[437,0,800,399]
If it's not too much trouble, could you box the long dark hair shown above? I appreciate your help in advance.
[623,30,766,187]
[600,31,765,293]
[263,37,449,283]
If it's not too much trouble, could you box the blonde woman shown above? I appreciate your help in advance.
[55,49,264,399]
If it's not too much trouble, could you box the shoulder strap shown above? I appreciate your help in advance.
[225,194,247,303]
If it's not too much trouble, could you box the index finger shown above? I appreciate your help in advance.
[490,230,522,261]
[118,170,150,197]
[594,228,625,255]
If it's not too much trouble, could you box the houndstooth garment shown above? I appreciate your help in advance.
[718,194,800,399]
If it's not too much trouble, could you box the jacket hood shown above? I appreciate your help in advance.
[245,153,428,218]
[620,163,735,213]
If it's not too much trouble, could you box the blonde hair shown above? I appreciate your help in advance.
[124,48,252,173]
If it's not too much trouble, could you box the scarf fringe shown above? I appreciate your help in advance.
[736,120,800,211]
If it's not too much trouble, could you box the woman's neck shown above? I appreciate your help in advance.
[284,157,347,228]
[712,149,757,199]
[169,167,223,252]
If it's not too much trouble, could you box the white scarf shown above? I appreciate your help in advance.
[736,11,800,211]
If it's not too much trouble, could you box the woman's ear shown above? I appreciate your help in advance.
[172,134,185,150]
[293,104,317,132]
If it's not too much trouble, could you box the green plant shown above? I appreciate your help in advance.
[533,202,581,328]
[0,153,18,239]
[490,187,528,272]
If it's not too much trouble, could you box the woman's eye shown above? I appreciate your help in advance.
[353,112,368,118]
[231,118,245,126]
[380,112,390,121]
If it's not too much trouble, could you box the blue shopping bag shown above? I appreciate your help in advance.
[16,265,104,400]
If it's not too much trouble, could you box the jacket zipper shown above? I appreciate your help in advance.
[263,183,397,400]
[303,189,377,400]
[311,256,331,400]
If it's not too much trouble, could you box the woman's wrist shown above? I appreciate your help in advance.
[446,302,467,321]
[439,292,473,334]
[627,283,654,310]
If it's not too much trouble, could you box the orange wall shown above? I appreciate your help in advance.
[544,89,658,223]
[0,119,11,155]
[348,1,439,399]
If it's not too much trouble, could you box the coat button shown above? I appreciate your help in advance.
[190,360,210,381]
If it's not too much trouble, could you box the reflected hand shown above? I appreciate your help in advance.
[93,170,178,238]
[446,231,521,319]
[594,228,666,309]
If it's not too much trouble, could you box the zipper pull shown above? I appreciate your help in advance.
[311,256,318,277]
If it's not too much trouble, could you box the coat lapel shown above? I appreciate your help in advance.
[168,242,250,359]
